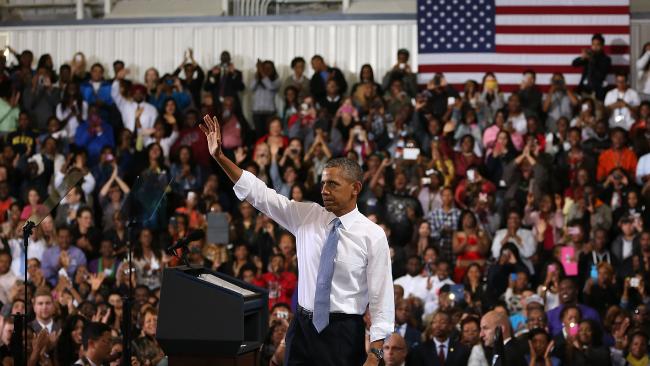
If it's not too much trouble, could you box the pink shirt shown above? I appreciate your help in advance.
[482,125,524,156]
[221,117,243,149]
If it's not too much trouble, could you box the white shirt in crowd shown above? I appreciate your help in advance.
[637,153,650,186]
[233,170,394,342]
[55,101,88,139]
[111,80,158,143]
[491,228,537,274]
[8,237,46,278]
[636,51,650,95]
[423,276,454,315]
[604,87,640,130]
[394,273,428,301]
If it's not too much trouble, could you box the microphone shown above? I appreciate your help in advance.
[166,230,204,254]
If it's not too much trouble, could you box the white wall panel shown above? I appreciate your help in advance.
[2,19,415,88]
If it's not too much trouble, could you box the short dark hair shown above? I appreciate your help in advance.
[592,33,605,44]
[324,158,363,183]
[290,57,305,69]
[397,48,410,58]
[523,69,536,79]
[90,63,104,71]
[113,60,124,68]
[82,322,111,349]
[311,55,324,62]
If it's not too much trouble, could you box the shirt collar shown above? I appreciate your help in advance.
[434,338,450,349]
[332,206,361,230]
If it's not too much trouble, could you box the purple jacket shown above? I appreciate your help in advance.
[547,303,601,337]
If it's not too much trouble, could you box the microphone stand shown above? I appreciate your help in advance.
[15,221,35,366]
[122,219,139,366]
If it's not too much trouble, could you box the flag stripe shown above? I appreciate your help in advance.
[418,53,629,66]
[447,83,575,93]
[418,64,629,74]
[495,14,629,25]
[495,0,628,6]
[418,0,630,95]
[495,6,628,15]
[495,34,629,45]
[495,25,630,34]
[495,44,629,54]
[417,72,618,85]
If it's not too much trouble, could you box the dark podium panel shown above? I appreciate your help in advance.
[157,266,268,365]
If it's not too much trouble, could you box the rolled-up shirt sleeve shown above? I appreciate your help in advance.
[233,170,313,235]
[366,230,395,342]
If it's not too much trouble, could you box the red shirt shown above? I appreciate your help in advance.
[172,127,211,168]
[253,271,297,310]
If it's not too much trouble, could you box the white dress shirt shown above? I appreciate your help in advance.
[604,87,640,130]
[233,170,394,342]
[111,81,158,140]
[637,153,650,185]
[394,274,428,301]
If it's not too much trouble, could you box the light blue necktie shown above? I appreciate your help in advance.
[313,218,342,333]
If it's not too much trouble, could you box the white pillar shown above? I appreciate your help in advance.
[222,0,229,15]
[76,0,83,20]
[104,0,111,15]
[342,0,350,12]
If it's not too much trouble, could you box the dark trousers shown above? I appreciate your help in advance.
[253,112,275,139]
[284,307,365,366]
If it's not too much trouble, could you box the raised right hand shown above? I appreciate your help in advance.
[199,114,223,159]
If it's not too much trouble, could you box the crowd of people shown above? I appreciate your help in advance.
[0,30,649,365]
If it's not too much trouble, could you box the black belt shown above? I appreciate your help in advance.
[297,305,361,320]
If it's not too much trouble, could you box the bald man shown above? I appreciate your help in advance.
[383,333,410,366]
[479,311,527,366]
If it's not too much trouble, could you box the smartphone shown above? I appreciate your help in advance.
[277,311,288,319]
[631,277,640,288]
[590,265,598,281]
[403,147,420,160]
[105,153,114,162]
[567,226,580,235]
[568,322,579,337]
[450,284,465,302]
[467,169,476,182]
[547,264,556,273]
[447,97,456,105]
[421,177,431,185]
[510,273,518,282]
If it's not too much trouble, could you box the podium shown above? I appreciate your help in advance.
[157,266,269,366]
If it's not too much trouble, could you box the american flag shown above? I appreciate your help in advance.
[417,0,630,92]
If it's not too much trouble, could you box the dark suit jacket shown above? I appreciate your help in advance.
[493,339,527,366]
[404,325,422,349]
[310,66,348,100]
[411,339,470,366]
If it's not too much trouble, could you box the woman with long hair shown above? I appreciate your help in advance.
[170,145,204,194]
[133,228,164,290]
[55,315,87,366]
[453,210,489,282]
[408,220,437,258]
[463,263,489,312]
[479,72,505,124]
[351,64,382,96]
